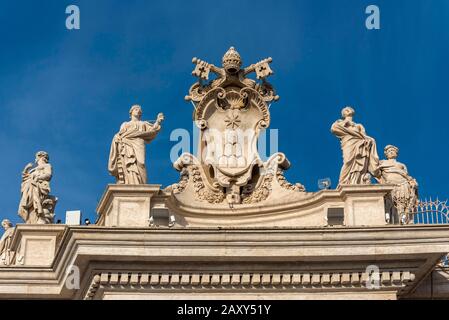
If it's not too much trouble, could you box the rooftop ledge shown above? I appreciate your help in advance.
[95,184,396,228]
[0,223,448,299]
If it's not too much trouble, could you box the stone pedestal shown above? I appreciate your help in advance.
[12,225,66,266]
[96,184,162,227]
[340,185,393,226]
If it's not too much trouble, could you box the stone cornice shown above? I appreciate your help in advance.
[0,225,448,299]
[85,270,416,300]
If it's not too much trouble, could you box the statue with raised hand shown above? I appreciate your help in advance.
[108,105,164,184]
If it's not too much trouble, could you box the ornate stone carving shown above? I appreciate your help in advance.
[0,220,15,266]
[186,47,279,104]
[18,151,57,224]
[173,154,226,204]
[241,171,273,204]
[240,153,305,204]
[277,168,305,192]
[171,167,189,195]
[331,106,380,185]
[191,165,226,204]
[175,47,303,205]
[377,145,418,224]
[108,105,164,184]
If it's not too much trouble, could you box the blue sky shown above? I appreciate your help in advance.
[1,0,448,224]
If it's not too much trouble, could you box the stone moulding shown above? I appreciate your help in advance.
[0,224,448,299]
[85,270,416,300]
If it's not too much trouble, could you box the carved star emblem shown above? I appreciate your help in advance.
[224,113,241,129]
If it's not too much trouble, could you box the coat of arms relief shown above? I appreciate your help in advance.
[172,47,305,205]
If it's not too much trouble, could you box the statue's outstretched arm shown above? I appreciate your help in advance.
[152,113,164,130]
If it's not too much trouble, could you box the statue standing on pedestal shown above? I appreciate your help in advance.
[108,105,164,184]
[331,107,379,185]
[0,219,15,266]
[377,145,418,223]
[18,151,57,224]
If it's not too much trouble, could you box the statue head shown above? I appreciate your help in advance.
[384,145,399,160]
[35,151,49,164]
[341,106,355,119]
[1,219,12,230]
[222,47,242,74]
[129,104,143,120]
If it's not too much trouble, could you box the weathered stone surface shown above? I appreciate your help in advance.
[11,224,65,267]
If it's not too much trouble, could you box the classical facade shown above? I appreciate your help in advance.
[0,48,448,300]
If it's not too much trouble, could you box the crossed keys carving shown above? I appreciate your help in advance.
[191,57,211,80]
[253,58,273,80]
[191,57,274,81]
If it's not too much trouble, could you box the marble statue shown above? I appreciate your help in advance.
[331,107,380,185]
[0,219,14,266]
[108,105,164,184]
[18,151,57,224]
[377,145,418,224]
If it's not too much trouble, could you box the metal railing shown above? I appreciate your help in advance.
[411,198,449,267]
[412,198,449,225]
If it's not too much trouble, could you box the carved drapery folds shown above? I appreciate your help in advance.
[378,145,419,224]
[331,106,380,185]
[0,220,15,266]
[108,105,164,185]
[175,47,304,205]
[331,107,419,224]
[18,151,57,224]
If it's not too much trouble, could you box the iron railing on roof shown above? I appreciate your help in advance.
[412,198,449,225]
[410,198,449,267]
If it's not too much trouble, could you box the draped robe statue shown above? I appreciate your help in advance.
[377,145,418,223]
[18,151,57,224]
[331,107,380,185]
[0,220,15,266]
[108,105,164,184]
